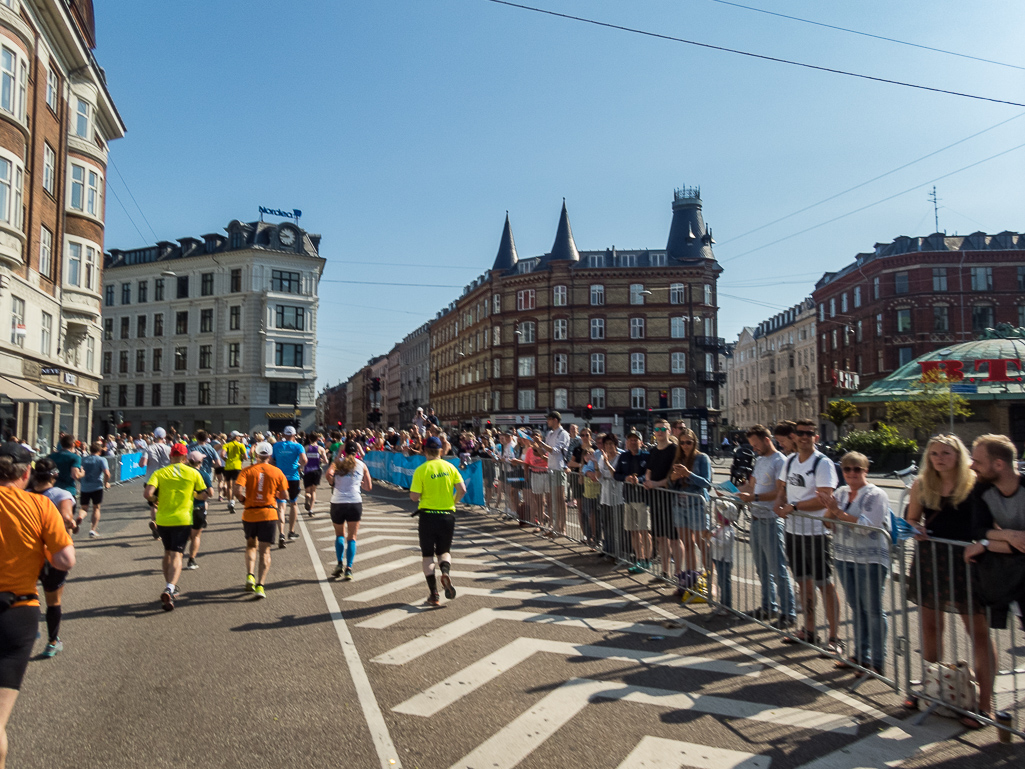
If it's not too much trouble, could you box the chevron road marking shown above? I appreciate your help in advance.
[343,555,552,582]
[393,636,761,716]
[345,572,584,603]
[371,607,686,666]
[792,719,961,769]
[615,737,770,769]
[449,677,856,769]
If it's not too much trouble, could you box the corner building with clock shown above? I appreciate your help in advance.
[96,218,324,436]
[429,188,725,442]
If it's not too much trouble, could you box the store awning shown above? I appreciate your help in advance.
[0,376,63,404]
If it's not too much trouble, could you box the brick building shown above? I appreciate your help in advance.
[317,381,346,429]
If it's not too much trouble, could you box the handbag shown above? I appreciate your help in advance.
[922,661,977,717]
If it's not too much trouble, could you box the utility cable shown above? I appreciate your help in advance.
[108,158,160,241]
[106,181,147,245]
[485,0,1025,107]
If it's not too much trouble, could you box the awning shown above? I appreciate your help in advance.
[0,376,63,404]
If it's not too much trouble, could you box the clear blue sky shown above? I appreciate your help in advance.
[96,0,1025,388]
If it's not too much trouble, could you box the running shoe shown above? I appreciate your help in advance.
[627,563,645,575]
[253,585,266,599]
[278,535,287,549]
[42,638,63,657]
[160,587,175,611]
[287,531,299,541]
[343,567,353,581]
[149,521,160,540]
[245,573,256,592]
[425,592,441,607]
[88,530,99,538]
[228,501,236,514]
[332,563,345,579]
[185,558,198,570]
[440,573,456,600]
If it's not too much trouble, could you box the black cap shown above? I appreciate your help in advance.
[626,430,643,440]
[0,441,32,463]
[546,410,561,421]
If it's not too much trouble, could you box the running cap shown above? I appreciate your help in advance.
[425,436,443,449]
[188,450,206,464]
[254,441,273,457]
[283,426,297,436]
[170,442,188,457]
[387,427,395,433]
[626,430,643,440]
[0,441,32,463]
[230,430,240,438]
[153,427,167,438]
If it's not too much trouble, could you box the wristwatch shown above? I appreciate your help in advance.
[978,538,990,548]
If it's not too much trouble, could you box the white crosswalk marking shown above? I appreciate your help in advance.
[393,636,761,716]
[615,737,770,769]
[345,572,583,602]
[792,721,961,769]
[372,607,686,665]
[344,555,551,581]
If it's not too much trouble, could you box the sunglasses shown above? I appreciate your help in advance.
[653,427,668,432]
[794,430,816,437]
[842,466,867,473]
[680,440,695,445]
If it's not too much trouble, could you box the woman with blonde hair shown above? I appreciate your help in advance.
[325,439,373,581]
[904,433,994,727]
[670,426,713,573]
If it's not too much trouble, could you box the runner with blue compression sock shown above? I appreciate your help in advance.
[325,440,372,580]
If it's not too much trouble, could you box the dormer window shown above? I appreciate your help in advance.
[587,254,605,268]
[230,231,243,249]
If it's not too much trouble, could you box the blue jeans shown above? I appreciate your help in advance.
[713,559,732,607]
[836,560,888,671]
[750,516,795,618]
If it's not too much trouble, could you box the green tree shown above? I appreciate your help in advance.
[884,369,972,437]
[821,399,861,436]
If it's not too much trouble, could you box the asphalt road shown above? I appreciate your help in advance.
[6,478,1012,769]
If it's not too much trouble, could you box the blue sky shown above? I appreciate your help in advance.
[96,0,1025,388]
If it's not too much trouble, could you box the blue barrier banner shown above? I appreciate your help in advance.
[364,452,484,507]
[119,452,146,481]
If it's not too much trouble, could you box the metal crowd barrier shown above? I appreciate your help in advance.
[474,458,1023,739]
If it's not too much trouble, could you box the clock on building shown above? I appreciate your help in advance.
[279,227,297,247]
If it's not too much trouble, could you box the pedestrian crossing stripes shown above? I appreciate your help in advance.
[344,571,584,603]
[615,737,769,769]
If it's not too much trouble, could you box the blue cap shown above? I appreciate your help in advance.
[425,436,443,449]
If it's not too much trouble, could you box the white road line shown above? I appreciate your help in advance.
[449,678,854,769]
[372,607,685,666]
[616,736,770,769]
[792,720,961,769]
[350,555,551,581]
[295,517,401,769]
[393,636,760,717]
[345,572,584,603]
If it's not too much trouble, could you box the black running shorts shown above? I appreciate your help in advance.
[214,466,224,476]
[418,512,455,558]
[785,532,833,584]
[330,502,362,524]
[0,605,40,690]
[286,479,301,503]
[80,489,104,506]
[243,520,277,545]
[303,470,322,487]
[223,469,240,483]
[38,562,68,592]
[159,525,192,554]
[191,507,207,530]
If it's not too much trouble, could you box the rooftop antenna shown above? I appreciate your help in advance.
[929,186,941,233]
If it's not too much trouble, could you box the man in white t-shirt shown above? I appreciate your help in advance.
[537,411,571,536]
[774,419,840,651]
[141,427,172,539]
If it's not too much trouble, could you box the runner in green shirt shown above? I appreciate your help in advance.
[222,431,249,514]
[410,436,466,606]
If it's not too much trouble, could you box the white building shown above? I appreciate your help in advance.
[98,218,325,436]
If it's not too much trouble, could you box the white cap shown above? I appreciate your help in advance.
[153,427,166,438]
[254,441,273,457]
[230,430,240,438]
[188,450,206,465]
[283,426,297,436]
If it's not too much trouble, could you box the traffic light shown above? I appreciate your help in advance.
[371,377,381,392]
[584,403,593,421]
[336,421,342,427]
[659,390,668,408]
[486,420,492,427]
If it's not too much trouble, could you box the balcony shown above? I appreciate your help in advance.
[696,371,727,385]
[694,336,727,352]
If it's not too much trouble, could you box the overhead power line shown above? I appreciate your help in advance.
[485,0,1025,107]
[106,181,147,245]
[109,158,159,242]
[704,0,1025,71]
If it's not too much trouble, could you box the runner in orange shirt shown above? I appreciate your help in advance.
[236,442,288,599]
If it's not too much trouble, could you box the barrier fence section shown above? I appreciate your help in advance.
[363,451,485,505]
[116,451,145,483]
[474,458,1023,739]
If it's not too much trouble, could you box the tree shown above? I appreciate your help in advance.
[884,369,972,437]
[821,399,861,436]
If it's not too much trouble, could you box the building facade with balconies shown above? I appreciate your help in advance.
[398,321,430,429]
[0,1,125,450]
[97,219,325,436]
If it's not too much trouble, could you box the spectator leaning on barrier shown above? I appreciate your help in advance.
[615,430,651,574]
[670,426,713,576]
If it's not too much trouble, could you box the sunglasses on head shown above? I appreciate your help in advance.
[794,429,815,437]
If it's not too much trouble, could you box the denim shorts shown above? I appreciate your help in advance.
[672,496,709,531]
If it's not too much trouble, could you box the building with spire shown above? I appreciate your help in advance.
[426,188,724,440]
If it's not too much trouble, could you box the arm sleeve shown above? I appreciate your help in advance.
[816,456,838,488]
[39,500,73,554]
[73,455,83,469]
[410,467,423,495]
[613,455,627,482]
[971,486,995,541]
[686,454,713,491]
[452,467,464,484]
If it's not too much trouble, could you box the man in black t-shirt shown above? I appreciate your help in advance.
[644,419,679,581]
[615,431,651,573]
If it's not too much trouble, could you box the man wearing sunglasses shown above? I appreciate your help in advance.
[774,419,841,651]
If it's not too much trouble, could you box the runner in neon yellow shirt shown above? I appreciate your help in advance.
[222,431,249,514]
[410,436,466,606]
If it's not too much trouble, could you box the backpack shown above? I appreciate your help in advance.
[784,451,842,490]
[729,445,756,484]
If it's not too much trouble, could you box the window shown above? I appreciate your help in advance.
[932,268,947,291]
[271,270,301,293]
[137,280,148,303]
[86,169,100,215]
[590,285,604,305]
[819,304,825,322]
[118,385,127,408]
[86,337,94,372]
[1019,305,1025,327]
[227,381,238,405]
[43,144,55,194]
[650,253,666,266]
[553,353,567,374]
[175,311,188,335]
[663,283,684,307]
[199,345,212,369]
[269,381,298,405]
[153,313,164,336]
[67,242,81,286]
[894,271,909,294]
[630,317,645,339]
[554,388,568,410]
[590,353,605,375]
[176,275,189,299]
[972,305,994,332]
[831,329,837,348]
[671,387,686,409]
[104,285,114,307]
[517,390,536,410]
[517,356,535,376]
[1019,267,1025,291]
[102,351,112,374]
[829,298,836,317]
[137,315,146,338]
[0,157,17,228]
[630,387,646,409]
[135,384,145,407]
[854,286,861,308]
[230,268,242,292]
[933,305,949,331]
[898,347,914,367]
[228,343,240,368]
[590,318,605,340]
[275,306,305,330]
[118,351,128,374]
[119,317,129,339]
[671,352,687,373]
[877,349,885,372]
[152,348,162,372]
[841,293,848,313]
[201,272,214,296]
[518,321,535,343]
[38,311,51,355]
[198,382,211,406]
[174,383,186,406]
[46,68,58,112]
[135,350,145,373]
[553,318,567,340]
[121,283,131,304]
[74,97,90,138]
[970,267,993,291]
[630,352,645,374]
[101,385,110,407]
[853,319,862,342]
[873,276,880,299]
[896,309,912,333]
[492,325,501,345]
[875,313,883,337]
[103,318,113,340]
[0,47,15,116]
[552,285,567,306]
[275,343,304,367]
[590,387,606,409]
[493,358,501,378]
[200,309,213,333]
[152,383,162,407]
[516,289,535,311]
[671,316,687,339]
[174,347,187,371]
[493,294,500,314]
[587,254,605,268]
[630,284,645,305]
[229,306,241,330]
[84,247,96,290]
[154,279,164,301]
